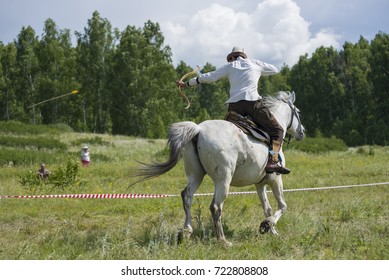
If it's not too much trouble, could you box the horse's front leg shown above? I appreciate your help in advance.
[256,175,286,235]
[256,181,277,235]
[260,174,286,235]
[255,180,273,219]
[268,174,287,225]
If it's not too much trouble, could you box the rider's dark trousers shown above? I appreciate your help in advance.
[228,99,284,143]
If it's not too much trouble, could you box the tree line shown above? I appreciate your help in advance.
[0,11,388,145]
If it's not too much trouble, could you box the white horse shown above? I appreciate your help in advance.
[133,91,305,246]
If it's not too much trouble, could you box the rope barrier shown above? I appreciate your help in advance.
[282,181,389,192]
[1,182,388,200]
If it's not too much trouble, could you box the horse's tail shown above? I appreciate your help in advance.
[130,121,200,185]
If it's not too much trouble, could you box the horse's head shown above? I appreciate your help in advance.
[265,91,305,141]
[283,91,305,141]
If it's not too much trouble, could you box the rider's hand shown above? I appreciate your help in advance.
[176,80,187,88]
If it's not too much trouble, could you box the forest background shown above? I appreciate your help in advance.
[1,11,388,146]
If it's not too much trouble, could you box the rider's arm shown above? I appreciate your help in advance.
[254,60,279,76]
[186,64,230,86]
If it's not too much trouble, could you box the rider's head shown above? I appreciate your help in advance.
[227,46,247,62]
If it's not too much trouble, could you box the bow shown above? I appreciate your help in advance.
[178,65,200,110]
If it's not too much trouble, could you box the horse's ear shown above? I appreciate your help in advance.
[289,91,296,104]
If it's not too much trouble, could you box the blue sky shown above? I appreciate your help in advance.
[0,0,387,68]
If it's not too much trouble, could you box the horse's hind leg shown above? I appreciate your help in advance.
[210,178,232,247]
[179,175,204,239]
[178,141,205,242]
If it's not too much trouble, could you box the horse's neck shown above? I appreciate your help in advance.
[269,105,289,136]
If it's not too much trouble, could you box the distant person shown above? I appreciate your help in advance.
[81,145,90,167]
[37,163,50,179]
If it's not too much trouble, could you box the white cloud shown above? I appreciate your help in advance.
[305,28,341,53]
[162,0,341,68]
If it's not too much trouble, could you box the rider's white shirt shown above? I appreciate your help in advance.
[188,57,278,103]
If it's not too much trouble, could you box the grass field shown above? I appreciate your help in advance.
[0,125,388,260]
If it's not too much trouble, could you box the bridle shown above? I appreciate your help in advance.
[284,99,303,144]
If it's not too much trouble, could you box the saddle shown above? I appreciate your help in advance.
[225,111,271,145]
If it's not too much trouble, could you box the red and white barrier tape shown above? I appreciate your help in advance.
[0,193,178,199]
[1,182,388,200]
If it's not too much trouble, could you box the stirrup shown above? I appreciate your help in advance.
[265,161,291,175]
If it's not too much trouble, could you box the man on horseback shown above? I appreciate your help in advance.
[176,47,290,174]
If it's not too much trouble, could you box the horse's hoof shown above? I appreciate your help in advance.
[219,239,233,248]
[259,220,271,234]
[177,228,192,244]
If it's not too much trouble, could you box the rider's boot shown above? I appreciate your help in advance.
[265,140,291,174]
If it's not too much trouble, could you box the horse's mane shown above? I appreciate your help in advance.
[262,91,290,109]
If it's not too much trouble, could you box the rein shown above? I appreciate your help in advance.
[178,66,200,109]
[283,99,303,147]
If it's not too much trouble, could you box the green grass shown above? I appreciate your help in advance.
[0,122,388,260]
[287,136,348,153]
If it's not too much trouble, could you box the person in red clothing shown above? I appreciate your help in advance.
[81,145,90,167]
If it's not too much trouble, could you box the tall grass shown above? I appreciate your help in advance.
[0,121,388,260]
[0,121,66,135]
